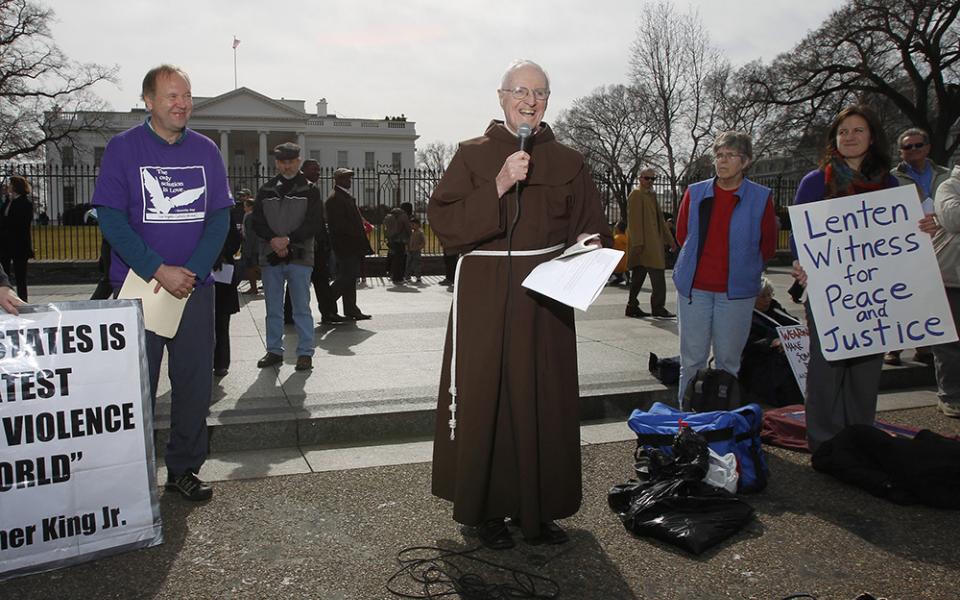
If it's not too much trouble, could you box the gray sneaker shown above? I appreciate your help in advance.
[938,400,960,418]
[165,471,213,501]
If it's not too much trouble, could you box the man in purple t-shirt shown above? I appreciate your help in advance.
[92,65,232,501]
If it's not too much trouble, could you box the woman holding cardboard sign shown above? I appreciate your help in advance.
[790,105,900,452]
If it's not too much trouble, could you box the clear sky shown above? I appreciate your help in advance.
[44,0,842,147]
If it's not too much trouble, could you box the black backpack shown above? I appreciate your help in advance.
[648,352,680,385]
[682,368,741,412]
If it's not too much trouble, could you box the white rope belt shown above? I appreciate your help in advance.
[446,243,564,440]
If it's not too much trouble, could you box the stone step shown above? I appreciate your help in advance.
[153,363,934,455]
[21,273,936,456]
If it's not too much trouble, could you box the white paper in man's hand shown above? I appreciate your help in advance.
[522,240,623,311]
[117,271,189,338]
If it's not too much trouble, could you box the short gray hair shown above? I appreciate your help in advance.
[898,127,929,146]
[713,131,753,162]
[500,59,550,90]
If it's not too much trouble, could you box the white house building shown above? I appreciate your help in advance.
[43,87,418,217]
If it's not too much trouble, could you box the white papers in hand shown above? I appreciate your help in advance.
[522,241,623,311]
[117,271,189,338]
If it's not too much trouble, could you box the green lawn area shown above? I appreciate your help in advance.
[32,225,103,261]
[31,223,446,262]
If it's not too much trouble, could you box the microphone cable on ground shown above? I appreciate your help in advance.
[385,545,560,599]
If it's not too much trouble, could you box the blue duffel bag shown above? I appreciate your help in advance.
[627,402,768,493]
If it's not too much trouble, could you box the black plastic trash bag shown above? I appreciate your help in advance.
[608,475,754,555]
[609,422,755,554]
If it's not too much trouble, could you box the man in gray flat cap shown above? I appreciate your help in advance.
[251,142,325,370]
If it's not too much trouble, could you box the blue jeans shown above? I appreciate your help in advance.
[262,263,314,357]
[677,289,755,407]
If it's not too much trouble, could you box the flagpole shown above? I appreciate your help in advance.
[233,35,238,89]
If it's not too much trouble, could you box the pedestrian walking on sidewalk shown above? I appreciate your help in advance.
[625,169,676,317]
[406,217,425,282]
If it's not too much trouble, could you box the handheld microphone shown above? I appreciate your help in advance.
[518,123,531,152]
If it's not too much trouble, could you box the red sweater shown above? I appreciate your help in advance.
[676,184,778,293]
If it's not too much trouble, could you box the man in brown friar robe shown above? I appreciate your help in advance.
[428,59,611,550]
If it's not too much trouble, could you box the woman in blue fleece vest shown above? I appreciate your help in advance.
[673,131,778,407]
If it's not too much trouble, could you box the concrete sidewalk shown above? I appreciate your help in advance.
[4,401,958,600]
[6,268,959,599]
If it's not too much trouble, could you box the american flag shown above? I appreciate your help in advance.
[232,37,241,49]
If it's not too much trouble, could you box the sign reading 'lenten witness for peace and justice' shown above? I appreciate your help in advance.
[788,185,958,361]
[0,300,161,580]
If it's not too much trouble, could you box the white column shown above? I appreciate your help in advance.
[258,131,269,172]
[297,132,306,157]
[219,130,230,168]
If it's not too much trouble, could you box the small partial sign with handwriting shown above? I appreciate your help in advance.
[522,234,623,311]
[776,324,809,400]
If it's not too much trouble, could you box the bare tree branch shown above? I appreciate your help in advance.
[553,84,660,216]
[745,0,960,163]
[0,0,118,161]
[629,1,730,208]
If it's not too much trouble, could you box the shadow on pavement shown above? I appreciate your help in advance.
[313,323,375,357]
[758,451,959,570]
[4,496,196,600]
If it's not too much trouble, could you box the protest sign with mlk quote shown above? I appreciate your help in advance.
[0,300,161,580]
[789,185,958,361]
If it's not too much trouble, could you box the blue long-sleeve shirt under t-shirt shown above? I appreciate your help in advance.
[98,205,230,284]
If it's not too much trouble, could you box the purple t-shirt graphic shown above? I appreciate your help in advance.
[92,123,232,287]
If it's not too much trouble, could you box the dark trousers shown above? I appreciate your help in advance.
[0,256,28,301]
[330,253,361,315]
[312,263,338,316]
[146,284,214,476]
[388,241,407,282]
[804,302,883,453]
[285,263,339,319]
[628,265,666,312]
[443,254,458,281]
[214,308,231,371]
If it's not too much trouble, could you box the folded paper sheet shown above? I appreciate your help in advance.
[522,237,623,311]
[117,271,188,338]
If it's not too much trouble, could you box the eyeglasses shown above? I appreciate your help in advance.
[640,176,656,181]
[714,152,742,162]
[499,87,550,101]
[900,142,927,151]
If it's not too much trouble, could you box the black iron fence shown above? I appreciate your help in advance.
[2,163,801,261]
